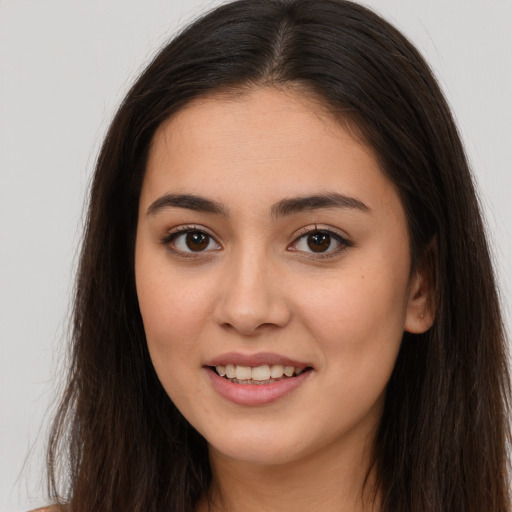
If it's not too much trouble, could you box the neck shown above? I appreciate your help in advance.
[198,428,381,512]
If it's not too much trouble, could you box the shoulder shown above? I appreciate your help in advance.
[28,506,62,512]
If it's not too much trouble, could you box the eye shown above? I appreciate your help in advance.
[289,227,351,257]
[162,227,221,254]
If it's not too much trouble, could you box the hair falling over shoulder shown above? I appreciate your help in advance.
[46,1,511,511]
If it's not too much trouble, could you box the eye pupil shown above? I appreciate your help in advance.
[307,232,330,252]
[185,232,209,251]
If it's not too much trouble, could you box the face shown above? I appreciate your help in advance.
[135,87,431,466]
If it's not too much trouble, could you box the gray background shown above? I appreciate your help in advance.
[1,1,511,510]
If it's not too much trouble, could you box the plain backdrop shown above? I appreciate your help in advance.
[1,1,511,510]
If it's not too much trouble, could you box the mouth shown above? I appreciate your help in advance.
[210,364,313,385]
[204,353,314,404]
[205,356,314,405]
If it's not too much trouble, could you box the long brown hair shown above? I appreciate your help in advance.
[47,1,511,511]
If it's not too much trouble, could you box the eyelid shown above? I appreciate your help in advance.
[291,224,350,241]
[159,223,351,259]
[288,224,353,258]
[160,224,222,256]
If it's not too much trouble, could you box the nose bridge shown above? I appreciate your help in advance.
[214,241,290,334]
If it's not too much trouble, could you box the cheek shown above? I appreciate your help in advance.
[136,271,215,409]
[295,261,410,374]
[139,281,209,345]
[291,269,409,434]
[135,246,214,379]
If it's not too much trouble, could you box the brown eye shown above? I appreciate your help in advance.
[166,228,221,254]
[289,228,350,257]
[185,231,209,251]
[307,232,331,252]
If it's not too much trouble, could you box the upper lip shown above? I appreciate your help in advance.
[204,352,311,368]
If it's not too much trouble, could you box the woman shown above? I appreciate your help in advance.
[38,0,511,511]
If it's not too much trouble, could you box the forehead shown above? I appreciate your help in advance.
[141,87,401,219]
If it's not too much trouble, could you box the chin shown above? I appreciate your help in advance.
[206,428,307,466]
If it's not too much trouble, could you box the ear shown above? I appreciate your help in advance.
[404,240,436,334]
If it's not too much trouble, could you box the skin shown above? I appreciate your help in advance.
[135,87,434,512]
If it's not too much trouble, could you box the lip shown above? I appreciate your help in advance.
[204,351,311,368]
[204,366,313,406]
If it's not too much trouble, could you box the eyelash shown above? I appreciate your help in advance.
[160,224,352,259]
[288,225,353,260]
[161,225,220,258]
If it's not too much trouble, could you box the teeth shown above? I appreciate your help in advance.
[215,364,307,381]
[251,365,271,381]
[235,365,252,380]
[225,364,236,379]
[284,366,294,377]
[270,365,284,378]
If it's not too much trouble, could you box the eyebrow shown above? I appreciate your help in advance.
[147,193,229,216]
[271,192,372,218]
[146,192,371,217]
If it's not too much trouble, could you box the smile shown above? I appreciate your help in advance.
[214,364,308,384]
[205,358,313,405]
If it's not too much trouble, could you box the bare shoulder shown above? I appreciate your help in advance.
[28,506,63,512]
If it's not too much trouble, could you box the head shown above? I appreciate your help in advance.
[134,84,434,472]
[48,1,510,511]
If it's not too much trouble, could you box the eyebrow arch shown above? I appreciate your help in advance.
[146,191,371,218]
[147,193,229,216]
[271,192,372,218]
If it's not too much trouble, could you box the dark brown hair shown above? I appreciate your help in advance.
[47,1,511,511]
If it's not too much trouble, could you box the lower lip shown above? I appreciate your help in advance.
[205,367,312,406]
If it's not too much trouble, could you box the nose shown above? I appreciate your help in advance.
[213,248,292,336]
